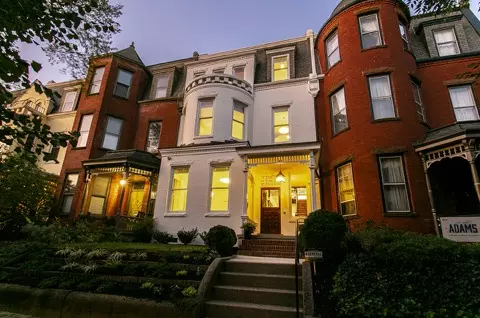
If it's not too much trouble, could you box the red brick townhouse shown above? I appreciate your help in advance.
[315,0,480,235]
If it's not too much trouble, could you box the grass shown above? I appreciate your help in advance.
[64,242,209,253]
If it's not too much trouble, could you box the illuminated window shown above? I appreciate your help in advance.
[102,117,123,150]
[326,31,340,68]
[146,121,162,153]
[88,176,111,215]
[169,168,189,212]
[210,167,230,211]
[272,56,289,81]
[368,75,396,119]
[155,75,169,98]
[378,156,410,213]
[233,66,245,80]
[411,81,426,122]
[337,163,356,216]
[273,107,289,143]
[89,67,105,94]
[232,101,245,140]
[399,22,409,50]
[359,13,383,49]
[330,87,348,134]
[197,98,214,136]
[114,69,133,99]
[62,91,77,112]
[449,85,479,122]
[77,114,93,147]
[61,173,79,214]
[291,187,308,217]
[434,28,460,57]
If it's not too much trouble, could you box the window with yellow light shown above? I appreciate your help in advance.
[337,163,356,216]
[273,56,289,81]
[197,98,214,136]
[232,102,245,140]
[170,168,189,212]
[273,108,290,143]
[210,167,230,211]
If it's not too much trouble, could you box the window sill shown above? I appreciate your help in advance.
[361,44,388,52]
[371,117,401,124]
[193,135,213,140]
[113,94,130,101]
[86,92,100,97]
[164,213,187,217]
[384,212,416,217]
[205,212,230,217]
[332,127,350,139]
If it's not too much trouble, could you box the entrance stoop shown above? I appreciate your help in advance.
[204,256,303,318]
[238,236,296,258]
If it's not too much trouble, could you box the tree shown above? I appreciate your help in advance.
[0,0,122,159]
[404,0,471,14]
[43,0,122,79]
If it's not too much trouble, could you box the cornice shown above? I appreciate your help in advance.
[186,54,255,69]
[46,110,76,119]
[254,77,309,91]
[160,142,249,156]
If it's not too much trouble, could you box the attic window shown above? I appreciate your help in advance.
[272,55,289,81]
[155,75,169,99]
[61,91,77,112]
[433,28,460,57]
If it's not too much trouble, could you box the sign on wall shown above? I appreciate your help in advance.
[440,216,480,243]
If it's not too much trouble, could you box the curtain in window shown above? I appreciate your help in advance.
[360,15,379,33]
[326,33,340,67]
[381,157,409,212]
[331,88,348,133]
[434,29,455,43]
[434,29,458,56]
[450,86,479,121]
[370,76,395,119]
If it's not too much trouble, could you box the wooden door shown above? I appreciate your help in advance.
[261,188,281,234]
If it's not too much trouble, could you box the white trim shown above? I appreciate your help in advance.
[204,212,231,217]
[208,165,231,213]
[266,46,296,55]
[195,97,215,137]
[237,142,321,156]
[161,142,248,156]
[163,213,187,217]
[254,77,309,91]
[166,166,190,214]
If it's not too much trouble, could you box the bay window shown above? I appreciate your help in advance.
[326,31,340,68]
[331,87,348,134]
[114,69,133,99]
[379,156,410,213]
[359,13,383,49]
[210,166,230,212]
[368,75,396,120]
[232,101,245,140]
[449,85,479,122]
[77,114,93,148]
[169,168,189,212]
[102,117,123,150]
[89,67,105,94]
[197,98,214,136]
[337,163,356,216]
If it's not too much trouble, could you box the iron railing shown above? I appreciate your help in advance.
[295,217,305,318]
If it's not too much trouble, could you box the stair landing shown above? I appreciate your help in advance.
[238,237,296,258]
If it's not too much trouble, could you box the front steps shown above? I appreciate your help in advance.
[238,238,296,258]
[204,257,303,318]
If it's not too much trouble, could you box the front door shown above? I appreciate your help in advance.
[261,188,281,234]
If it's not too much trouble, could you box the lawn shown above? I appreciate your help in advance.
[66,242,209,253]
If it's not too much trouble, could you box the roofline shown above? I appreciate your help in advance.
[45,78,84,88]
[146,56,195,69]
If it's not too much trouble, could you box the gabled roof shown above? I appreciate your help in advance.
[114,43,144,66]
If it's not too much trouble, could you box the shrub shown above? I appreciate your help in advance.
[131,218,155,243]
[333,228,480,317]
[205,225,237,257]
[181,286,197,297]
[300,209,347,254]
[177,228,198,245]
[152,230,177,244]
[199,231,209,245]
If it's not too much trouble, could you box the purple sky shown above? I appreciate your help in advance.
[19,0,480,84]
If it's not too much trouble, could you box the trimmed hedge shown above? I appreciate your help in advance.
[333,228,480,317]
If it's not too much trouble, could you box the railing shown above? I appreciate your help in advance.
[295,217,306,318]
[185,73,253,95]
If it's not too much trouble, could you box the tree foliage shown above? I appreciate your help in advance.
[404,0,471,14]
[0,0,121,158]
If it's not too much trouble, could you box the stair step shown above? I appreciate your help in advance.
[219,272,301,290]
[212,285,303,307]
[205,300,303,318]
[225,261,300,276]
[237,250,296,258]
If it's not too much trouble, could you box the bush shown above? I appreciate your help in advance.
[205,225,237,257]
[131,218,155,243]
[21,219,102,244]
[199,231,209,245]
[300,209,347,254]
[177,228,198,245]
[333,228,480,317]
[152,230,177,244]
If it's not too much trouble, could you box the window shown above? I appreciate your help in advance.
[62,91,77,112]
[197,98,214,136]
[213,68,225,75]
[154,75,169,99]
[273,107,290,143]
[102,117,123,150]
[44,145,59,162]
[77,114,93,148]
[434,28,460,57]
[169,168,189,212]
[233,66,245,80]
[326,31,340,68]
[399,22,409,50]
[291,187,308,217]
[411,81,426,122]
[114,69,133,99]
[331,87,348,134]
[272,55,289,81]
[359,13,383,49]
[194,71,206,78]
[232,101,245,140]
[368,75,396,119]
[449,86,479,122]
[88,176,110,215]
[89,67,105,94]
[337,163,356,216]
[210,166,230,211]
[379,156,410,213]
[35,102,44,113]
[61,173,79,214]
[146,121,162,153]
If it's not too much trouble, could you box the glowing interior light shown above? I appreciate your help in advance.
[220,177,230,184]
[279,126,289,134]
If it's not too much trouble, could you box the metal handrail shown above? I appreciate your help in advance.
[295,217,305,318]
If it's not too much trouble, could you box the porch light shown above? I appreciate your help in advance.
[120,179,127,186]
[279,126,289,135]
[276,164,286,183]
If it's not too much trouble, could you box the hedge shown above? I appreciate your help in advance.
[332,228,480,317]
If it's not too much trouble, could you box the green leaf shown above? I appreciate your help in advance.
[31,61,42,72]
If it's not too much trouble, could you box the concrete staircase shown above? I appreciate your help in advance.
[238,238,296,258]
[204,258,303,318]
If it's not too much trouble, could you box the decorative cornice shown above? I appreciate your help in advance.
[185,74,253,96]
[254,77,309,91]
[186,54,255,69]
[266,46,296,56]
[209,158,235,165]
[160,142,248,156]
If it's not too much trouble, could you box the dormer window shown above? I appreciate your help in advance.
[434,28,460,57]
[155,75,169,99]
[233,66,245,80]
[272,56,289,81]
[359,13,383,49]
[61,91,77,112]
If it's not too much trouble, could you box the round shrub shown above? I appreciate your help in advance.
[177,228,198,245]
[205,225,237,257]
[300,209,347,253]
[153,230,177,244]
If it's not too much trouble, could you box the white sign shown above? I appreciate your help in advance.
[440,216,480,243]
[305,250,323,261]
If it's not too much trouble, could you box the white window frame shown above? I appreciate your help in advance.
[449,85,480,122]
[330,87,348,134]
[337,162,356,216]
[61,173,79,215]
[359,13,383,49]
[77,114,93,148]
[146,121,162,153]
[326,30,340,69]
[433,28,460,57]
[61,91,77,112]
[231,101,246,140]
[168,167,190,213]
[102,116,123,150]
[271,54,290,82]
[114,69,133,99]
[399,21,409,50]
[196,98,215,137]
[154,74,169,99]
[378,155,411,213]
[208,165,231,213]
[411,81,426,122]
[272,106,290,144]
[368,74,397,120]
[233,66,245,80]
[89,67,105,94]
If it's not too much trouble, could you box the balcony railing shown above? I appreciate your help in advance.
[185,74,253,95]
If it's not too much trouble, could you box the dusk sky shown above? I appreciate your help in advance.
[19,0,480,84]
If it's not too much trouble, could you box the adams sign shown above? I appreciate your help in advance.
[440,217,480,243]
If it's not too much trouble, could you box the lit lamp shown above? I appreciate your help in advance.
[276,164,286,183]
[119,179,127,186]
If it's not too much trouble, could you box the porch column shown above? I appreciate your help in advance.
[421,154,440,236]
[309,151,317,212]
[241,156,248,225]
[466,142,480,203]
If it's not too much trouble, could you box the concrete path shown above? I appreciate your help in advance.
[0,313,36,318]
